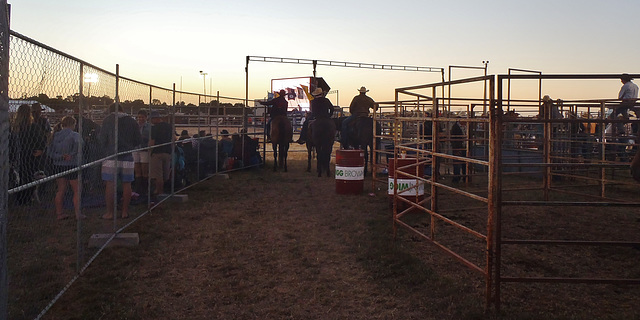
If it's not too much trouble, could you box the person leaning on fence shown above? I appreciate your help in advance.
[149,111,173,201]
[341,86,377,148]
[133,110,151,197]
[48,116,82,220]
[262,89,289,142]
[99,103,141,219]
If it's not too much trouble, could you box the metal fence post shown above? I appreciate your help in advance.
[0,2,9,319]
[76,63,85,272]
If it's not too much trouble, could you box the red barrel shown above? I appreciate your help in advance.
[335,149,365,195]
[388,158,425,209]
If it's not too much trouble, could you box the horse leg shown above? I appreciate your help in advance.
[282,143,289,172]
[631,148,640,182]
[306,144,312,172]
[324,149,331,177]
[272,143,278,172]
[316,146,323,177]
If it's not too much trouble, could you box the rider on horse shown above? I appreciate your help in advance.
[341,86,377,148]
[297,88,334,144]
[263,89,289,142]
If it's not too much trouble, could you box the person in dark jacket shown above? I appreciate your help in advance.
[133,110,151,196]
[98,103,141,219]
[11,104,46,204]
[48,116,81,220]
[149,111,173,197]
[297,88,334,144]
[262,89,289,142]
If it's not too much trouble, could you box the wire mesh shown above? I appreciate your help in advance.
[4,30,265,319]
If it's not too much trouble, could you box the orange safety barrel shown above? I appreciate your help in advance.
[335,149,365,195]
[388,158,425,208]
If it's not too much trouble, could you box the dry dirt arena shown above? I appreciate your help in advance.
[47,148,640,320]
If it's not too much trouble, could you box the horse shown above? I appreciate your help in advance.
[306,117,336,177]
[632,151,640,182]
[341,116,376,175]
[632,126,640,182]
[270,115,293,172]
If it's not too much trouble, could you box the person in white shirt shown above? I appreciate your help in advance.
[617,73,638,116]
[612,73,638,136]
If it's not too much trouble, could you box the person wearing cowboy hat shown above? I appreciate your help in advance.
[341,86,377,148]
[609,73,639,136]
[262,89,289,142]
[296,88,334,144]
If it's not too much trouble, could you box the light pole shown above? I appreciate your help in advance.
[199,70,207,98]
[83,73,98,98]
[328,89,339,106]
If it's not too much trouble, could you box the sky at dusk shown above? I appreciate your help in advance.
[10,0,640,106]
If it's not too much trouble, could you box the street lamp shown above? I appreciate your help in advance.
[199,70,207,97]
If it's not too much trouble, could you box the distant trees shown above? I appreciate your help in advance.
[15,92,248,115]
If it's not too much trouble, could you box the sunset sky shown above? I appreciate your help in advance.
[10,0,640,105]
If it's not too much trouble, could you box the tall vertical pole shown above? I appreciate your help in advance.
[112,64,120,229]
[431,88,438,241]
[487,75,499,312]
[312,60,317,78]
[148,86,152,204]
[244,56,249,136]
[492,75,503,312]
[170,84,176,195]
[0,3,10,319]
[76,63,85,272]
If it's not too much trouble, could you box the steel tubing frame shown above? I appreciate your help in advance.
[384,73,640,314]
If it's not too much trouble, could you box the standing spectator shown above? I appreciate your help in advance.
[178,130,190,141]
[31,102,52,141]
[133,110,151,196]
[99,103,141,219]
[149,111,173,199]
[48,116,82,220]
[341,86,377,148]
[31,103,52,172]
[262,89,288,142]
[73,110,102,192]
[11,104,44,204]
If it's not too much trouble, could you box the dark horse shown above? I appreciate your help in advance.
[632,127,640,182]
[632,151,640,182]
[270,115,293,172]
[339,116,376,175]
[306,118,336,177]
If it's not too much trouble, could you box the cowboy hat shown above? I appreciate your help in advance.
[311,88,324,97]
[358,86,369,93]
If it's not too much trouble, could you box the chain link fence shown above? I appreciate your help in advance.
[2,19,265,319]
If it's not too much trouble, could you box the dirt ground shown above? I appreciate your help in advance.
[44,148,640,320]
